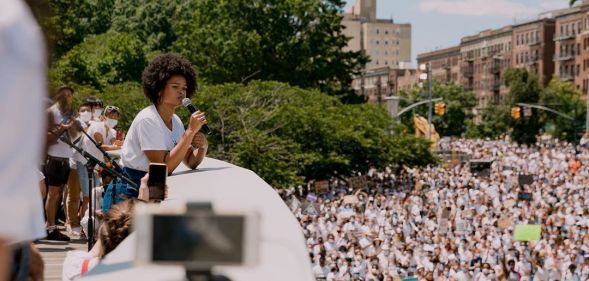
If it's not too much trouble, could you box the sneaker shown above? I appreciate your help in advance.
[46,228,71,242]
[66,224,81,239]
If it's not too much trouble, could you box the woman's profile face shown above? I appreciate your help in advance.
[160,74,187,108]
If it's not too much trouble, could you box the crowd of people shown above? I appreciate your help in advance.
[42,88,124,241]
[1,6,210,277]
[282,139,589,281]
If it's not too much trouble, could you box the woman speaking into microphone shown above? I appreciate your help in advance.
[103,53,208,212]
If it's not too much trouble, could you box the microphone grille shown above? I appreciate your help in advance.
[182,98,192,107]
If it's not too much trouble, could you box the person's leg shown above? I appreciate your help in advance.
[77,164,92,225]
[39,179,46,201]
[45,186,61,228]
[44,158,71,241]
[66,168,81,228]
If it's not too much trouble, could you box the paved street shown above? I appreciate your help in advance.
[35,228,87,281]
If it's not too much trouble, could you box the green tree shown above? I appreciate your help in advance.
[50,32,147,91]
[69,82,148,130]
[539,78,586,142]
[398,82,477,137]
[193,81,436,187]
[109,0,194,53]
[42,0,115,58]
[173,0,368,102]
[464,104,511,139]
[503,68,543,144]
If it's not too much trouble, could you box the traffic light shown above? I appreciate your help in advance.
[511,106,521,119]
[435,102,446,116]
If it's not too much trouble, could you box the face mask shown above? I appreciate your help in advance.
[94,108,103,118]
[79,111,92,123]
[106,118,118,128]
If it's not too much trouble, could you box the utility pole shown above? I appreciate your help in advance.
[427,63,433,141]
[586,80,589,135]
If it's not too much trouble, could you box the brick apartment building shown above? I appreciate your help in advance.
[415,46,461,85]
[461,26,513,108]
[512,18,555,86]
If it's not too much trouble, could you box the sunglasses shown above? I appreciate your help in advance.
[104,105,120,114]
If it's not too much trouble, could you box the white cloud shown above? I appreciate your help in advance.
[418,0,546,18]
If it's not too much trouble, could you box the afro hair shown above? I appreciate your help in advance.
[141,53,197,105]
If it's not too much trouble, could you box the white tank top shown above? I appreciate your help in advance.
[47,104,73,158]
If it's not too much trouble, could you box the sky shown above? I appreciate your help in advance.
[343,0,572,64]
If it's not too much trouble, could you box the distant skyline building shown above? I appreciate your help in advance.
[342,0,411,70]
[416,1,589,110]
[343,0,412,101]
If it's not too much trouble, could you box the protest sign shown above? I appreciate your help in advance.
[339,208,355,218]
[470,160,493,177]
[504,199,516,209]
[518,192,532,201]
[514,224,542,241]
[518,175,534,186]
[498,216,512,229]
[348,176,367,190]
[439,219,449,233]
[314,180,330,193]
[343,195,359,205]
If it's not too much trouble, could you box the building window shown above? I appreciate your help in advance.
[385,61,388,65]
[385,30,389,35]
[385,40,388,45]
[376,40,379,45]
[376,29,379,34]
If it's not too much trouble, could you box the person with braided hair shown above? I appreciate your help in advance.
[62,199,135,281]
[62,173,167,280]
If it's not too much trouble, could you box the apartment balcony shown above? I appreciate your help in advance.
[462,67,474,77]
[560,73,574,81]
[527,41,541,47]
[526,56,539,65]
[492,81,501,91]
[491,63,501,74]
[553,53,575,61]
[554,33,576,41]
[464,84,474,91]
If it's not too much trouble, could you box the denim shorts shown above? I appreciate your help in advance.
[75,161,99,198]
[102,167,145,213]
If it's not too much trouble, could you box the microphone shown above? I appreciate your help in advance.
[182,98,211,134]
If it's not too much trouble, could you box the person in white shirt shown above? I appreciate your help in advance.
[103,53,208,212]
[65,102,93,238]
[0,0,47,278]
[45,86,77,242]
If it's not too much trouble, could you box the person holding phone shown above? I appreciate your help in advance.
[45,85,76,241]
[102,53,208,212]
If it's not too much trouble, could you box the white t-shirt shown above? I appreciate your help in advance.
[47,103,74,158]
[70,118,90,166]
[61,250,99,281]
[77,120,116,165]
[0,0,46,242]
[121,105,184,172]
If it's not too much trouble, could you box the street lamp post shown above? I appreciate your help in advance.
[426,63,433,141]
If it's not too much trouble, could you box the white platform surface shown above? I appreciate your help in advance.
[82,157,313,281]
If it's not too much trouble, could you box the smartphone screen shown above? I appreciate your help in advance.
[148,163,167,201]
[151,214,245,264]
